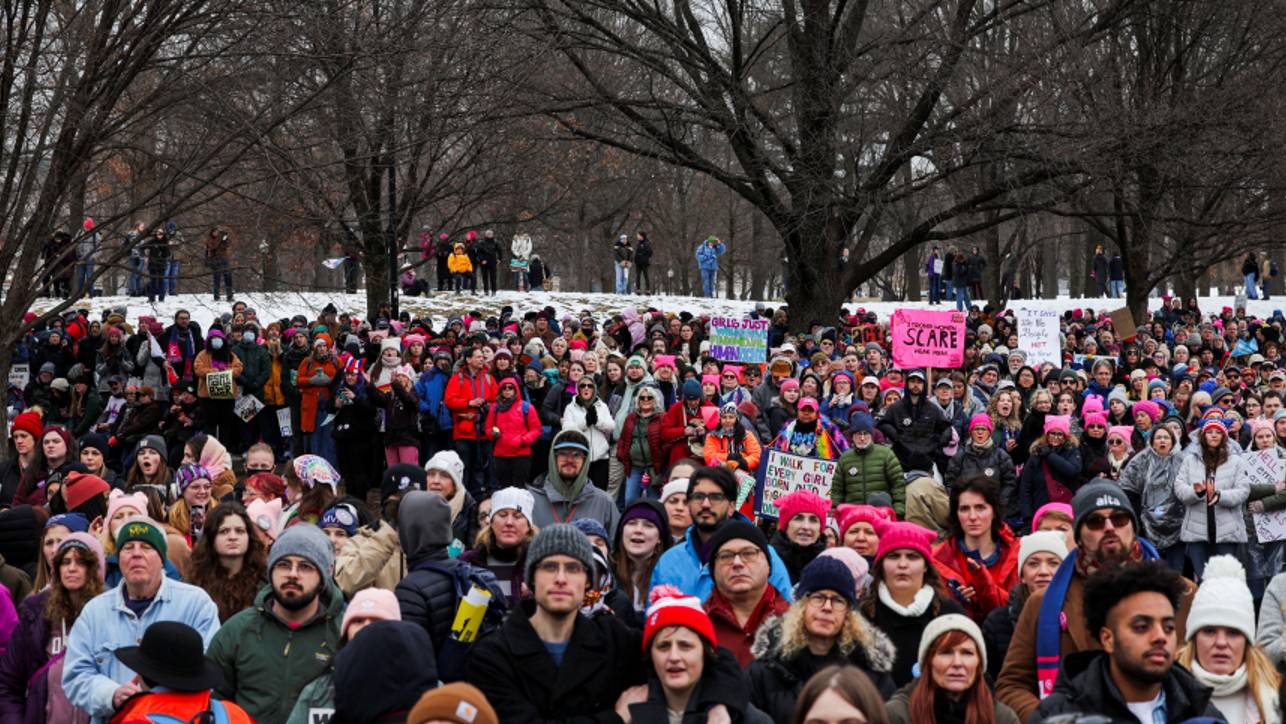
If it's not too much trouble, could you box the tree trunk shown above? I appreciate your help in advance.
[903,247,921,302]
[784,225,844,331]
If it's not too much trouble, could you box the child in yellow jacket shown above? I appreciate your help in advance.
[447,243,473,292]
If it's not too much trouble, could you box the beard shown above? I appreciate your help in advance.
[1113,644,1171,685]
[274,583,320,611]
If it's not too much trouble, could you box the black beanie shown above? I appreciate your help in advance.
[708,520,769,561]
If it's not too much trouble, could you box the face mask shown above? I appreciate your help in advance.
[210,338,224,350]
[243,331,255,344]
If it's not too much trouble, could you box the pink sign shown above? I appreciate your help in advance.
[891,309,966,368]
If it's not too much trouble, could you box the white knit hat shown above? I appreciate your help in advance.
[424,450,464,491]
[1186,555,1255,641]
[490,487,535,521]
[660,478,689,503]
[917,613,988,673]
[1018,531,1069,570]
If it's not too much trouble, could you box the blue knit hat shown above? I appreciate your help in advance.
[682,378,703,400]
[849,411,875,434]
[797,555,857,608]
[571,518,611,551]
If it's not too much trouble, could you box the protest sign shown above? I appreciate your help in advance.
[234,394,265,423]
[8,363,29,390]
[708,316,769,363]
[277,407,292,438]
[1245,449,1286,541]
[755,449,837,519]
[890,309,965,368]
[206,370,235,400]
[1255,510,1286,543]
[1016,308,1062,367]
[1109,307,1136,341]
[322,257,346,270]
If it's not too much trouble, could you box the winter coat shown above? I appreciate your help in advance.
[1118,447,1186,549]
[367,380,420,447]
[703,426,762,473]
[1255,572,1286,665]
[887,684,1021,724]
[695,240,726,271]
[995,563,1197,722]
[395,548,476,656]
[457,544,528,607]
[62,577,221,723]
[486,396,543,457]
[230,340,269,398]
[1175,452,1249,543]
[334,522,405,597]
[877,395,951,473]
[474,237,499,265]
[704,586,790,667]
[930,526,1020,623]
[527,430,621,534]
[650,520,795,604]
[981,584,1028,682]
[1034,650,1221,723]
[1016,441,1083,525]
[528,256,547,287]
[560,396,615,461]
[443,368,498,440]
[208,582,342,724]
[1092,252,1108,282]
[1108,255,1124,281]
[747,612,896,723]
[328,380,377,442]
[296,354,339,433]
[447,250,473,273]
[660,400,719,468]
[634,238,653,266]
[945,441,1018,516]
[464,600,647,722]
[831,444,907,516]
[865,589,966,688]
[510,235,531,260]
[70,390,104,438]
[612,240,633,264]
[0,590,54,724]
[769,531,824,584]
[192,351,244,399]
[615,411,665,475]
[414,367,453,433]
[632,646,772,724]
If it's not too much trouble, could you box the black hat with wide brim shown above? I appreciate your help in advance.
[114,621,225,692]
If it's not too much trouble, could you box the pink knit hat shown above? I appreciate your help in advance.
[818,546,870,598]
[341,588,401,638]
[1031,502,1074,532]
[1081,395,1104,416]
[1044,415,1071,437]
[874,522,936,563]
[1132,400,1161,423]
[107,490,149,525]
[1083,411,1108,429]
[775,489,831,526]
[968,413,993,433]
[701,374,720,387]
[1107,425,1134,444]
[780,378,801,394]
[836,504,897,536]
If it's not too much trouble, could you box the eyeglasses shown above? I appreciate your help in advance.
[1086,424,1105,430]
[722,374,737,379]
[714,547,763,566]
[1108,439,1125,446]
[805,592,849,610]
[1083,511,1132,531]
[535,560,585,576]
[637,394,655,400]
[689,492,728,504]
[272,559,318,575]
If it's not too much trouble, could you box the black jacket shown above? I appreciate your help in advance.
[945,442,1018,516]
[1035,650,1223,723]
[394,549,468,654]
[877,394,950,474]
[475,238,500,264]
[768,530,824,584]
[465,600,647,723]
[632,646,772,724]
[864,593,966,688]
[747,613,896,723]
[980,583,1027,682]
[634,239,653,266]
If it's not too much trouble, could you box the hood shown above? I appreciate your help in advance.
[749,610,896,675]
[545,430,591,501]
[398,490,452,558]
[332,620,438,723]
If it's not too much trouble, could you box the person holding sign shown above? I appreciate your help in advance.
[1241,420,1286,598]
[1175,419,1248,581]
[192,329,244,452]
[768,397,849,461]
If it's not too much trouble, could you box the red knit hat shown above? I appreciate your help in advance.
[775,489,831,527]
[643,585,716,651]
[874,522,936,563]
[63,472,111,512]
[10,409,42,440]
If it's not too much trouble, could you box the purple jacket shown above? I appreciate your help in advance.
[0,589,51,724]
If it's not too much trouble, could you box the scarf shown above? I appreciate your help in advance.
[1037,538,1158,698]
[877,582,934,617]
[496,394,517,413]
[1191,661,1248,698]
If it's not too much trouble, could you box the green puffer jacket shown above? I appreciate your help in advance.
[231,340,271,397]
[831,443,906,515]
[208,581,344,724]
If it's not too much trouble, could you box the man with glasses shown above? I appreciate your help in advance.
[702,519,789,666]
[650,466,794,602]
[997,480,1197,721]
[527,430,620,535]
[467,524,646,721]
[209,523,342,724]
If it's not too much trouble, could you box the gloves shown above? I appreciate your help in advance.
[312,372,332,386]
[585,404,598,426]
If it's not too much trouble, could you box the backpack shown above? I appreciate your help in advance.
[411,558,510,681]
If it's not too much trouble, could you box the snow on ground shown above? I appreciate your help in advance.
[27,288,1286,330]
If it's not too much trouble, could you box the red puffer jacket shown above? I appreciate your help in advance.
[931,523,1020,623]
[486,382,543,457]
[444,368,497,440]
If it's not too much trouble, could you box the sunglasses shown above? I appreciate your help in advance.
[1083,511,1132,531]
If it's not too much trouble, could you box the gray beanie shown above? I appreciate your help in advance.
[525,524,595,585]
[268,523,335,575]
[1071,479,1137,542]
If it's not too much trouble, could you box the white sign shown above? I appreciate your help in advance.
[1247,449,1286,541]
[277,406,292,437]
[234,394,265,423]
[757,449,837,519]
[1254,509,1286,543]
[1017,308,1062,368]
[8,364,29,389]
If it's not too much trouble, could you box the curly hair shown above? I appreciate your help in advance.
[44,544,104,627]
[775,600,882,662]
[190,502,267,622]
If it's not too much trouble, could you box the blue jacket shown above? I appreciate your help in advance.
[63,577,221,723]
[695,241,726,271]
[415,368,453,431]
[104,554,182,588]
[649,517,795,603]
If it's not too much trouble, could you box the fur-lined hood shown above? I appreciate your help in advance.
[749,609,896,674]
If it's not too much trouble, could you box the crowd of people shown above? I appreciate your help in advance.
[3,292,1286,722]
